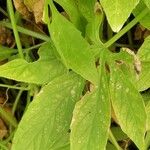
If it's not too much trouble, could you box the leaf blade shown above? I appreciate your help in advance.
[12,72,84,150]
[101,0,139,32]
[70,60,111,150]
[49,2,98,84]
[0,42,67,84]
[110,66,146,149]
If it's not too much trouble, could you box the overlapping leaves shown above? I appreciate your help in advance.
[12,73,84,150]
[137,36,150,91]
[101,0,140,32]
[0,41,66,84]
[48,1,98,84]
[7,0,149,150]
[110,63,146,149]
[70,56,111,150]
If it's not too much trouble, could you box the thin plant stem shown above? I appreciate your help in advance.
[24,91,31,112]
[25,42,46,52]
[0,7,8,17]
[0,106,17,127]
[127,28,133,46]
[3,130,15,144]
[0,21,50,41]
[7,0,24,59]
[104,8,149,48]
[109,130,123,150]
[0,83,29,91]
[12,90,23,115]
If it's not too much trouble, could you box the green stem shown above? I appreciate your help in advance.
[24,91,31,112]
[109,130,123,150]
[7,0,24,59]
[12,90,23,115]
[0,21,50,41]
[25,42,46,52]
[104,8,149,48]
[0,7,8,17]
[3,130,15,144]
[0,83,29,91]
[0,106,17,128]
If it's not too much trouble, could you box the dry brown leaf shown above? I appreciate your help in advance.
[0,118,7,139]
[0,92,14,126]
[13,0,33,20]
[134,25,150,41]
[0,93,8,139]
[24,0,45,23]
[0,26,14,47]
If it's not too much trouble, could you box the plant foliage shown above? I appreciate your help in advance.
[0,0,150,149]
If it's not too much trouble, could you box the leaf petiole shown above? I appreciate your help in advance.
[104,8,149,48]
[109,130,123,150]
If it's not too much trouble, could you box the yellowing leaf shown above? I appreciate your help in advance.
[137,36,150,91]
[24,0,44,23]
[110,65,146,150]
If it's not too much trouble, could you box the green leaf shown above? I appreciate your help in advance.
[137,36,150,61]
[137,36,150,91]
[111,127,128,141]
[133,1,150,30]
[106,142,116,150]
[101,0,140,32]
[53,0,86,32]
[48,2,98,84]
[142,89,150,105]
[0,42,66,84]
[137,62,150,91]
[144,0,150,9]
[110,65,146,150]
[76,0,103,43]
[145,131,150,149]
[70,58,111,150]
[146,101,150,131]
[0,46,17,61]
[12,72,84,150]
